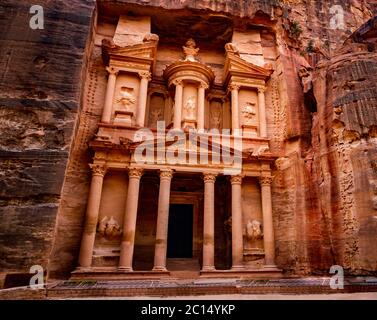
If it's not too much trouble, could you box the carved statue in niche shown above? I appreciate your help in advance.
[184,96,196,120]
[183,38,199,62]
[116,87,136,111]
[245,220,263,241]
[242,102,257,124]
[149,107,164,128]
[210,106,222,129]
[97,216,122,239]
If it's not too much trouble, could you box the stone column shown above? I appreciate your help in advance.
[102,67,118,123]
[173,79,183,129]
[229,83,240,132]
[136,71,152,127]
[153,169,174,271]
[259,176,277,267]
[197,82,208,131]
[231,175,244,270]
[202,173,217,271]
[78,164,107,268]
[118,167,143,271]
[258,87,267,137]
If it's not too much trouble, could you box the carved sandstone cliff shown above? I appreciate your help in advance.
[0,0,376,281]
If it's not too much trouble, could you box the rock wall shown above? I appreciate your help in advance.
[0,0,95,277]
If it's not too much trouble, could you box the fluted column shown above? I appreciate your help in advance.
[118,168,143,271]
[78,164,107,268]
[102,67,119,123]
[202,173,217,271]
[197,82,208,131]
[229,83,240,132]
[259,176,277,267]
[258,87,267,137]
[153,169,174,271]
[173,79,183,129]
[136,71,152,127]
[231,174,244,270]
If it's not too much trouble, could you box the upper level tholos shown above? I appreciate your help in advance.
[96,14,275,132]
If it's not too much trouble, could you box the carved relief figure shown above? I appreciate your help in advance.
[98,216,122,238]
[210,104,222,129]
[116,87,136,111]
[242,102,257,124]
[183,38,199,62]
[149,107,164,128]
[245,220,263,241]
[184,96,196,120]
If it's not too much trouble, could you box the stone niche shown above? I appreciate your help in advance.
[241,177,264,268]
[239,89,259,137]
[147,92,166,128]
[113,73,140,126]
[182,83,198,126]
[92,171,128,267]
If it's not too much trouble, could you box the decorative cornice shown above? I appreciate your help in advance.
[172,79,183,86]
[160,169,174,180]
[90,164,107,177]
[199,82,209,90]
[228,83,241,92]
[128,167,143,179]
[138,71,152,81]
[258,87,266,94]
[259,176,273,186]
[203,173,217,183]
[230,175,243,185]
[106,66,119,76]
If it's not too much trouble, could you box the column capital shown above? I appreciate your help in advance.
[203,173,217,183]
[258,87,266,94]
[160,169,174,180]
[228,83,241,92]
[172,79,183,86]
[199,82,209,90]
[89,164,107,177]
[230,174,243,185]
[106,66,119,76]
[138,71,152,81]
[128,167,144,178]
[259,176,273,186]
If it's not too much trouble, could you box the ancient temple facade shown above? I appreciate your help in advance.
[73,13,282,278]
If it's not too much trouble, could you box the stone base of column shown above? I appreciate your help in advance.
[152,266,168,272]
[201,266,216,272]
[118,266,133,272]
[231,265,245,271]
[262,264,281,271]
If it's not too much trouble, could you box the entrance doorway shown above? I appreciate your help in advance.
[167,204,193,258]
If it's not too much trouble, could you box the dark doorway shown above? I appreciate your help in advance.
[167,204,193,258]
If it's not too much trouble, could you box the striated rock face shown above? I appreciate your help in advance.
[0,0,95,276]
[1,0,376,281]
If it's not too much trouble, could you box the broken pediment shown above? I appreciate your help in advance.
[102,35,159,71]
[224,44,272,84]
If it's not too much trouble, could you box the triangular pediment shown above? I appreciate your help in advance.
[102,39,158,68]
[224,51,272,82]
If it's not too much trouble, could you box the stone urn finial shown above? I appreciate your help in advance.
[183,38,199,62]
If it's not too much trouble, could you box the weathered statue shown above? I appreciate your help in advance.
[242,102,257,124]
[116,87,136,111]
[245,220,263,241]
[183,38,199,62]
[184,96,196,119]
[98,216,122,238]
